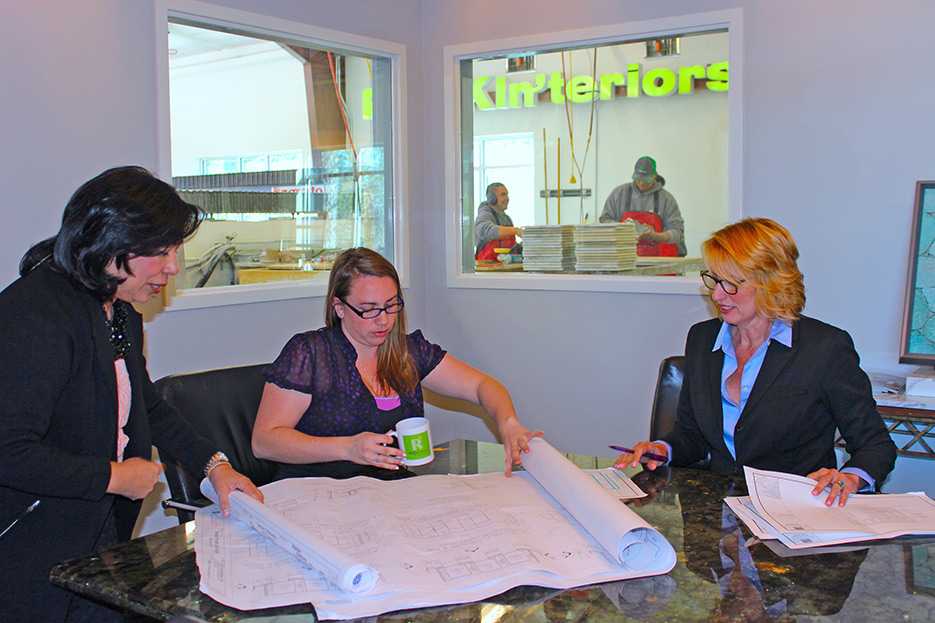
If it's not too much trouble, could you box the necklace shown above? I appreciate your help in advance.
[356,360,382,394]
[102,302,130,360]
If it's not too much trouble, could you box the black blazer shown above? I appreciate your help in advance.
[661,316,896,486]
[0,264,217,623]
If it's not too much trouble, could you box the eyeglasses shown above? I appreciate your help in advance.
[339,296,404,319]
[701,271,741,295]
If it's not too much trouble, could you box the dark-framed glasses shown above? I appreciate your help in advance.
[700,270,740,295]
[339,296,404,319]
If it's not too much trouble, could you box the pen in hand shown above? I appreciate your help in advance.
[608,445,668,463]
[0,499,40,540]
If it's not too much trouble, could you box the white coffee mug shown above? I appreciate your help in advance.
[388,417,434,466]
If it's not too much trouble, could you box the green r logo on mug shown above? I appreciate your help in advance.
[390,417,434,466]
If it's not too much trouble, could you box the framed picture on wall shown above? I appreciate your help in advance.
[900,181,935,365]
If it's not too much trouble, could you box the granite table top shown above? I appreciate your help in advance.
[51,439,935,622]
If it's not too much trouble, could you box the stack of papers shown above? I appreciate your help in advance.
[521,225,576,272]
[726,466,935,549]
[868,372,905,394]
[573,223,637,272]
[195,439,675,619]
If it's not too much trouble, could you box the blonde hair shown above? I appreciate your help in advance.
[326,248,418,394]
[701,218,805,322]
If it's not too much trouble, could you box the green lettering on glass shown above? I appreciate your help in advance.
[548,72,566,103]
[362,88,373,119]
[599,73,625,99]
[470,61,729,109]
[706,62,729,91]
[643,68,676,97]
[678,65,705,94]
[495,76,507,108]
[627,64,641,98]
[568,75,596,103]
[474,76,494,110]
[509,74,546,107]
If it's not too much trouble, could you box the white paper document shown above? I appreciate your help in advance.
[580,467,647,499]
[194,438,675,619]
[734,466,935,549]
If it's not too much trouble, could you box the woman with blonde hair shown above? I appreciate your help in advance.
[253,247,541,480]
[615,218,895,506]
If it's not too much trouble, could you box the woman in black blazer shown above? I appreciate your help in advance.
[0,167,263,623]
[615,218,896,506]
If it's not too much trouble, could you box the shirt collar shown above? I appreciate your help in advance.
[713,318,793,353]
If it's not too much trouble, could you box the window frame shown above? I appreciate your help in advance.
[443,9,743,295]
[154,0,409,311]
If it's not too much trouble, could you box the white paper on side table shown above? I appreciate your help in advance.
[195,438,675,619]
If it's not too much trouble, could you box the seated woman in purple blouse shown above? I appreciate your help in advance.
[252,247,542,480]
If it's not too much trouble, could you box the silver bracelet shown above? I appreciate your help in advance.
[203,451,230,477]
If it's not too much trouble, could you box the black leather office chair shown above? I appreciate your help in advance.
[649,356,685,440]
[649,355,709,469]
[155,364,278,523]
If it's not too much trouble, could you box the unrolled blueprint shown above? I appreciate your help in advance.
[194,438,675,619]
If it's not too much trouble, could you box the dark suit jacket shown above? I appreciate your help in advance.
[0,264,217,623]
[661,316,896,485]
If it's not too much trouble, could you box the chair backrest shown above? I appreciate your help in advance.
[649,355,685,440]
[155,363,276,523]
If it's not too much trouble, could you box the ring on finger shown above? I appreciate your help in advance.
[837,480,846,488]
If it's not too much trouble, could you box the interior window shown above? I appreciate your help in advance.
[458,28,731,277]
[168,21,395,290]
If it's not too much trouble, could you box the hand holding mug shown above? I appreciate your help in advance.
[388,417,434,466]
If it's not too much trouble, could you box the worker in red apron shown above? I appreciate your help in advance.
[599,156,686,257]
[474,183,523,261]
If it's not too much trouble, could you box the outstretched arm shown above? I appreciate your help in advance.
[422,355,542,475]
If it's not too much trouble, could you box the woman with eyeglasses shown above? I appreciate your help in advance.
[615,218,895,506]
[252,247,541,481]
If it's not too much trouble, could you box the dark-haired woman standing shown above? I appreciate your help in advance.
[0,167,263,623]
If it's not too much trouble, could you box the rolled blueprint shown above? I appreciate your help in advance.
[200,479,378,594]
[520,438,676,572]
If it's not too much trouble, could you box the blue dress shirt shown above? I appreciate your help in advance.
[657,318,874,490]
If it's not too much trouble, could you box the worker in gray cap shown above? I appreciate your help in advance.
[599,156,686,256]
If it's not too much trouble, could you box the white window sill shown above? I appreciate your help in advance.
[165,279,328,311]
[447,271,706,295]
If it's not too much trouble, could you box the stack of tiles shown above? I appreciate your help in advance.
[573,223,637,272]
[521,225,576,272]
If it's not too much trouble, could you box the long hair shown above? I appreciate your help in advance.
[701,218,805,322]
[20,166,202,300]
[326,247,418,394]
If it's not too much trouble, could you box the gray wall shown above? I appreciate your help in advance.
[1,0,933,506]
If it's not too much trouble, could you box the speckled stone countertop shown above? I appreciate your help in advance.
[51,440,935,622]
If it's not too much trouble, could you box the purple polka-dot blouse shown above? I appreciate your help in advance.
[265,325,446,437]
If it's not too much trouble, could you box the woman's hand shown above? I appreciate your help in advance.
[107,458,164,500]
[208,463,265,518]
[613,441,669,471]
[808,468,862,506]
[497,416,543,476]
[345,432,405,470]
